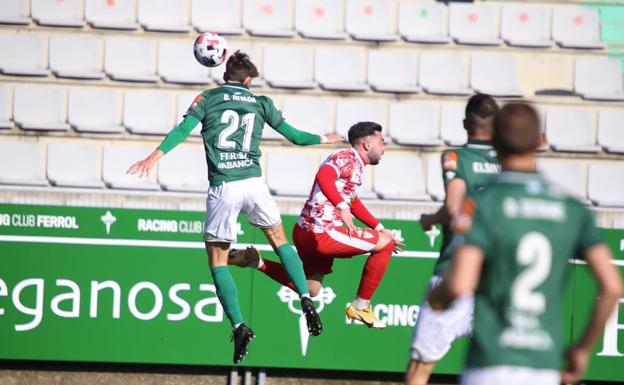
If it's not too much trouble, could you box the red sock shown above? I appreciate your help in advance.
[356,240,394,300]
[259,259,297,291]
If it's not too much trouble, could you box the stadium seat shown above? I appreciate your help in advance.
[598,110,624,154]
[104,37,159,82]
[398,1,450,44]
[368,49,420,93]
[47,143,104,188]
[0,141,47,186]
[103,145,160,190]
[85,0,139,30]
[49,34,104,79]
[123,91,174,135]
[426,155,445,202]
[14,85,70,131]
[243,0,295,37]
[335,99,386,138]
[0,32,49,76]
[266,152,316,196]
[346,0,398,42]
[537,158,587,202]
[295,0,347,40]
[419,52,470,95]
[374,156,429,201]
[0,0,31,24]
[358,166,377,200]
[263,45,316,89]
[211,42,263,86]
[440,103,467,146]
[0,85,14,129]
[574,57,624,101]
[315,46,367,92]
[545,108,600,153]
[192,0,244,34]
[31,0,85,27]
[176,93,202,136]
[158,39,211,85]
[158,147,209,192]
[470,54,523,97]
[68,88,124,133]
[389,103,442,146]
[501,4,553,48]
[448,3,502,46]
[138,0,191,32]
[588,163,624,207]
[552,6,604,49]
[282,96,329,136]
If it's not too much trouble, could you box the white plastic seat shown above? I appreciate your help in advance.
[295,0,347,40]
[138,0,191,32]
[192,0,243,34]
[399,1,450,44]
[243,0,295,37]
[426,155,445,202]
[335,99,386,138]
[85,0,139,30]
[31,0,85,27]
[103,145,160,190]
[553,7,603,49]
[14,85,70,131]
[374,156,429,201]
[470,54,522,97]
[537,158,586,202]
[346,0,398,41]
[0,85,14,129]
[123,91,174,135]
[0,0,31,24]
[588,163,624,207]
[282,96,329,136]
[263,45,316,89]
[574,57,624,101]
[598,110,624,154]
[389,103,442,146]
[368,49,420,93]
[158,147,208,192]
[158,39,211,85]
[47,143,104,188]
[0,32,50,76]
[49,34,104,79]
[501,4,553,48]
[266,152,316,196]
[68,88,123,133]
[211,43,263,86]
[440,104,467,146]
[0,141,46,186]
[449,3,502,46]
[104,37,158,82]
[315,46,367,91]
[176,93,202,137]
[419,52,470,95]
[545,109,600,153]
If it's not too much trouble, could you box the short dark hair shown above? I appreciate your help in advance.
[493,103,541,157]
[465,93,499,134]
[347,121,382,145]
[223,50,259,83]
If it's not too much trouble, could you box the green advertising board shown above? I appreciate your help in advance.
[0,204,622,381]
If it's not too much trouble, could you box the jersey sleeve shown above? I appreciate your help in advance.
[575,204,604,259]
[259,96,285,128]
[326,150,357,180]
[441,150,465,188]
[185,94,209,121]
[462,197,491,255]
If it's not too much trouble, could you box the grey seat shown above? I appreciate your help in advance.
[102,145,160,190]
[588,163,624,207]
[49,34,105,79]
[346,0,398,41]
[449,3,502,46]
[282,96,329,136]
[243,0,295,37]
[0,0,31,24]
[538,158,587,202]
[419,52,470,95]
[335,99,386,138]
[470,54,522,97]
[0,32,50,76]
[158,147,208,192]
[31,0,85,27]
[598,110,624,154]
[138,0,191,32]
[545,108,600,153]
[123,91,174,135]
[374,156,429,201]
[14,85,70,131]
[552,6,604,49]
[426,155,445,202]
[440,103,467,146]
[315,46,367,91]
[68,88,124,133]
[0,141,46,186]
[263,45,316,89]
[192,0,244,34]
[399,1,450,44]
[266,152,316,196]
[574,57,624,101]
[158,39,211,85]
[295,0,347,40]
[47,142,104,188]
[85,0,139,30]
[368,49,420,93]
[389,103,442,146]
[0,85,14,129]
[104,37,158,82]
[501,4,553,47]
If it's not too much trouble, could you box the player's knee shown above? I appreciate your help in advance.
[375,232,394,251]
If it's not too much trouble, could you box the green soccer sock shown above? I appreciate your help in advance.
[210,266,244,326]
[275,244,310,297]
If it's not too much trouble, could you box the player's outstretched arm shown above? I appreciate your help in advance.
[274,121,344,146]
[127,148,164,178]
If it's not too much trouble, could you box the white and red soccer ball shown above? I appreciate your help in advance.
[193,32,228,68]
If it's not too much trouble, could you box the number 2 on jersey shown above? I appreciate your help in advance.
[511,232,552,314]
[218,110,256,152]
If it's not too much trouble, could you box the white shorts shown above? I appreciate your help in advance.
[204,177,281,243]
[410,276,474,362]
[461,366,559,385]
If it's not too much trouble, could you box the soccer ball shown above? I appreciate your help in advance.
[193,32,228,68]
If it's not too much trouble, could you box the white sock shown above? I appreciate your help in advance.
[233,322,242,330]
[301,294,311,299]
[353,296,370,310]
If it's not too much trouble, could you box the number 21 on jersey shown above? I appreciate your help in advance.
[218,110,256,152]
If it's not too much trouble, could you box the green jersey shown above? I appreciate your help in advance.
[433,140,499,276]
[463,171,603,370]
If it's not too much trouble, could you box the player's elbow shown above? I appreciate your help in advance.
[603,277,624,301]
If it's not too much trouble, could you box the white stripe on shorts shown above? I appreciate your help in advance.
[327,228,376,251]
